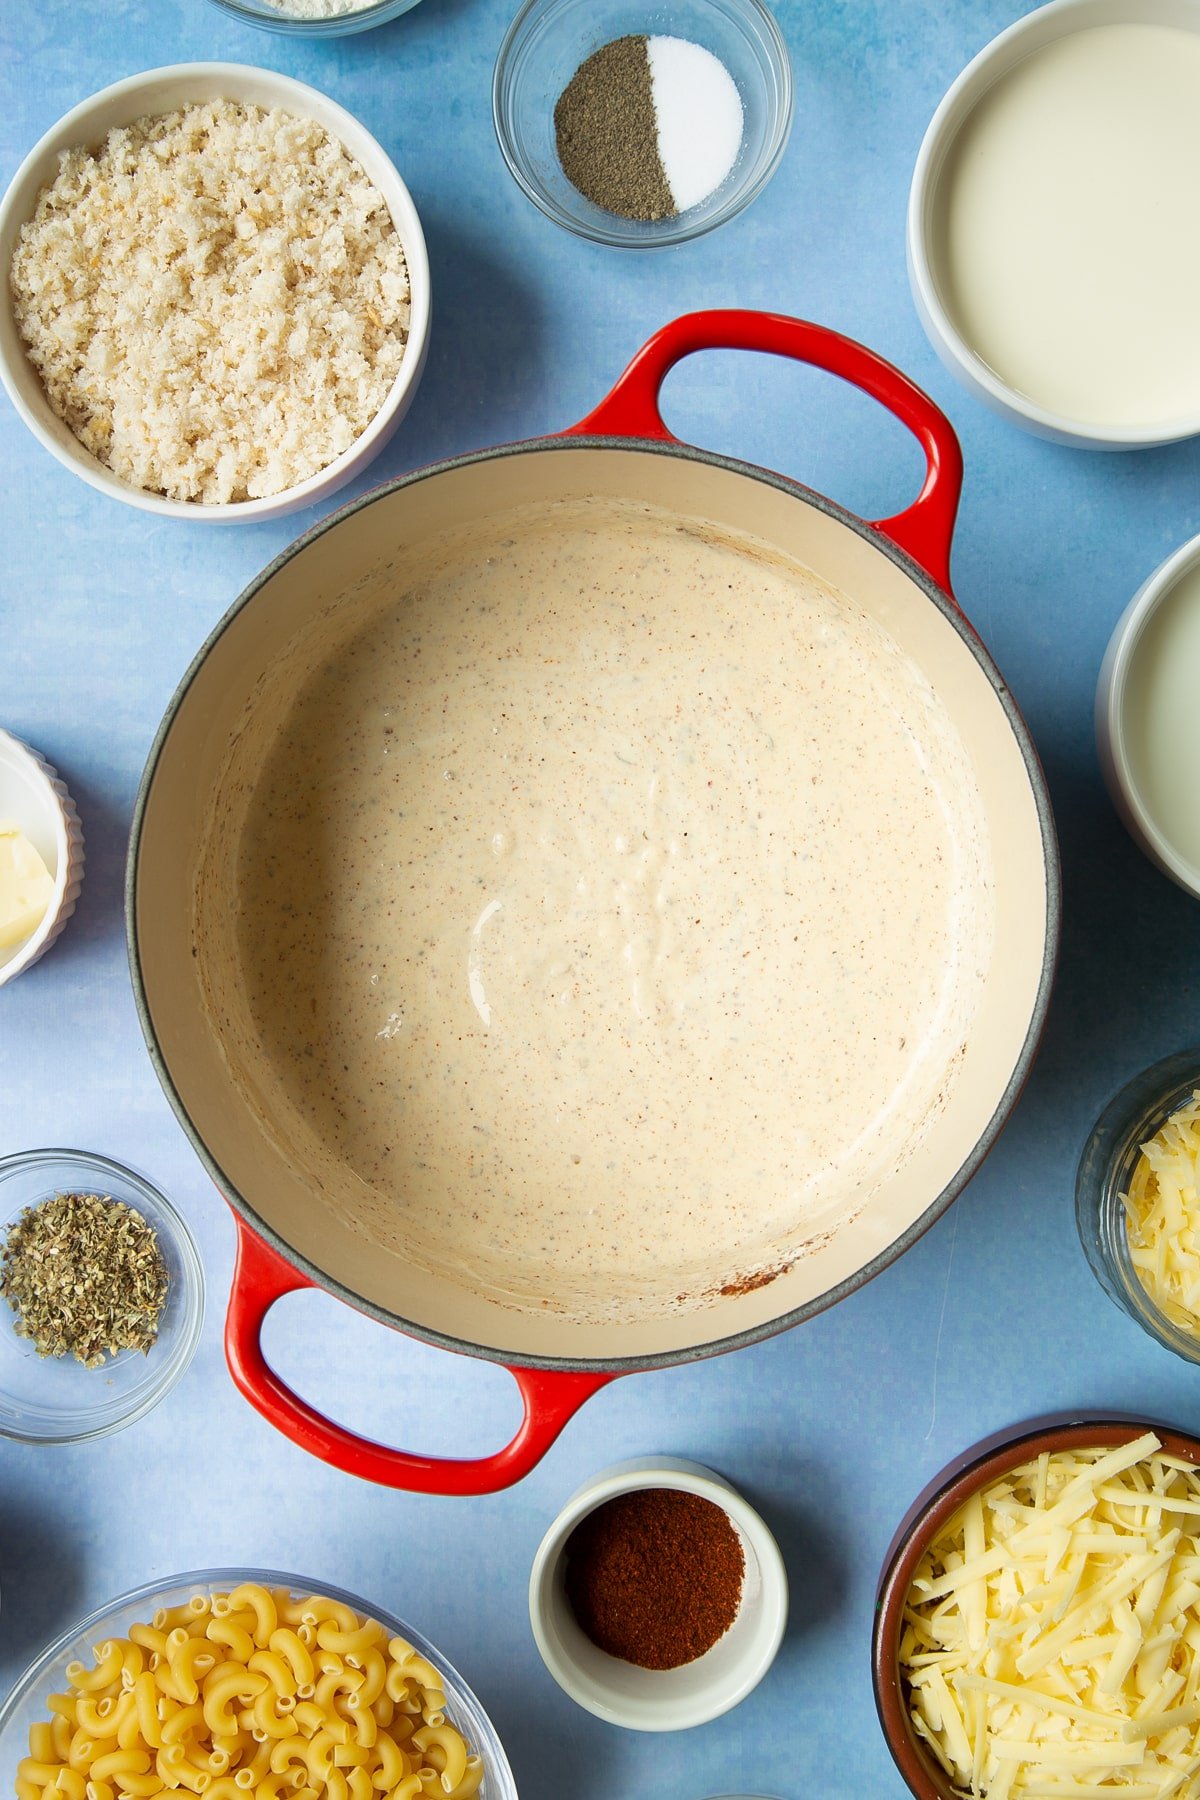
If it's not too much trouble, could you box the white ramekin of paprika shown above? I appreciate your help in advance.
[527,1454,788,1731]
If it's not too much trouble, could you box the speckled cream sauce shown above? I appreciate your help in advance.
[227,498,993,1320]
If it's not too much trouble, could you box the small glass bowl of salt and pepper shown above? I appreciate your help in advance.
[493,0,793,247]
[0,1148,204,1444]
[528,1455,788,1730]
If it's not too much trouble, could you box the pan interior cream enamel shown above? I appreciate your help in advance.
[196,495,994,1325]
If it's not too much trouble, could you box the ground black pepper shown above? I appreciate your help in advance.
[564,1486,745,1669]
[553,36,675,222]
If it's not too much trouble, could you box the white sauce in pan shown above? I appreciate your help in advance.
[223,499,993,1320]
[937,23,1200,428]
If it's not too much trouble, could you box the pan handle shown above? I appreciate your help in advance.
[224,1216,615,1494]
[568,309,964,599]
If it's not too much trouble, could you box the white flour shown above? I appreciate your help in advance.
[258,0,376,17]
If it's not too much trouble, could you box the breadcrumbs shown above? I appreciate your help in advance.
[9,101,410,503]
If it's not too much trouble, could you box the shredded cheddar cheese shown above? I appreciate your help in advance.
[1123,1094,1200,1335]
[899,1435,1200,1796]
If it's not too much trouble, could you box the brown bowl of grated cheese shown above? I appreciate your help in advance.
[873,1417,1200,1799]
[0,63,431,521]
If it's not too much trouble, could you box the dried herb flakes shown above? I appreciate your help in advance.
[0,1191,169,1367]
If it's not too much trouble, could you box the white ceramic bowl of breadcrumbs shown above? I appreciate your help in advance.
[0,64,431,522]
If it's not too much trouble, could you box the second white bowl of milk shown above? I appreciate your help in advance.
[1097,533,1200,898]
[909,0,1200,449]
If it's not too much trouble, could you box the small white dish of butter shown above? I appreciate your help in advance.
[0,728,84,986]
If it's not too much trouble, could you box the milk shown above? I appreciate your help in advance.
[1125,562,1200,875]
[938,23,1200,427]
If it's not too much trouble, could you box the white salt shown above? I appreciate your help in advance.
[647,35,744,213]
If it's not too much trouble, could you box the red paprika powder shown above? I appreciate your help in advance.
[564,1486,745,1670]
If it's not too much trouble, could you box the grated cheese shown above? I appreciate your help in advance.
[1122,1094,1200,1336]
[899,1436,1200,1795]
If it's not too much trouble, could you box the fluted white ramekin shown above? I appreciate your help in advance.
[0,729,84,987]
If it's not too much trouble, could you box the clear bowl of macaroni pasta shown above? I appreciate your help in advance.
[0,1570,516,1800]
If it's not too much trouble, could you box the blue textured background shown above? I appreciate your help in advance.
[3,2,1200,1796]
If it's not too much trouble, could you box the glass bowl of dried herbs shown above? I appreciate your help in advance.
[493,0,792,247]
[0,1148,204,1443]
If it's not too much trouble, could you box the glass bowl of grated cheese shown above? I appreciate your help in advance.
[1076,1049,1200,1366]
[873,1417,1200,1800]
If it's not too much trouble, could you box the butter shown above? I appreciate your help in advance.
[0,820,54,950]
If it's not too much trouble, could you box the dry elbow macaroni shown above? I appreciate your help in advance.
[16,1588,483,1800]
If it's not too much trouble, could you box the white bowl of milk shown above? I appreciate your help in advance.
[1098,535,1200,897]
[909,0,1200,449]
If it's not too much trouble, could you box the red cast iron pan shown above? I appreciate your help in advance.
[128,310,1060,1492]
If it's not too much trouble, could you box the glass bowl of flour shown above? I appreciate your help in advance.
[204,0,422,34]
